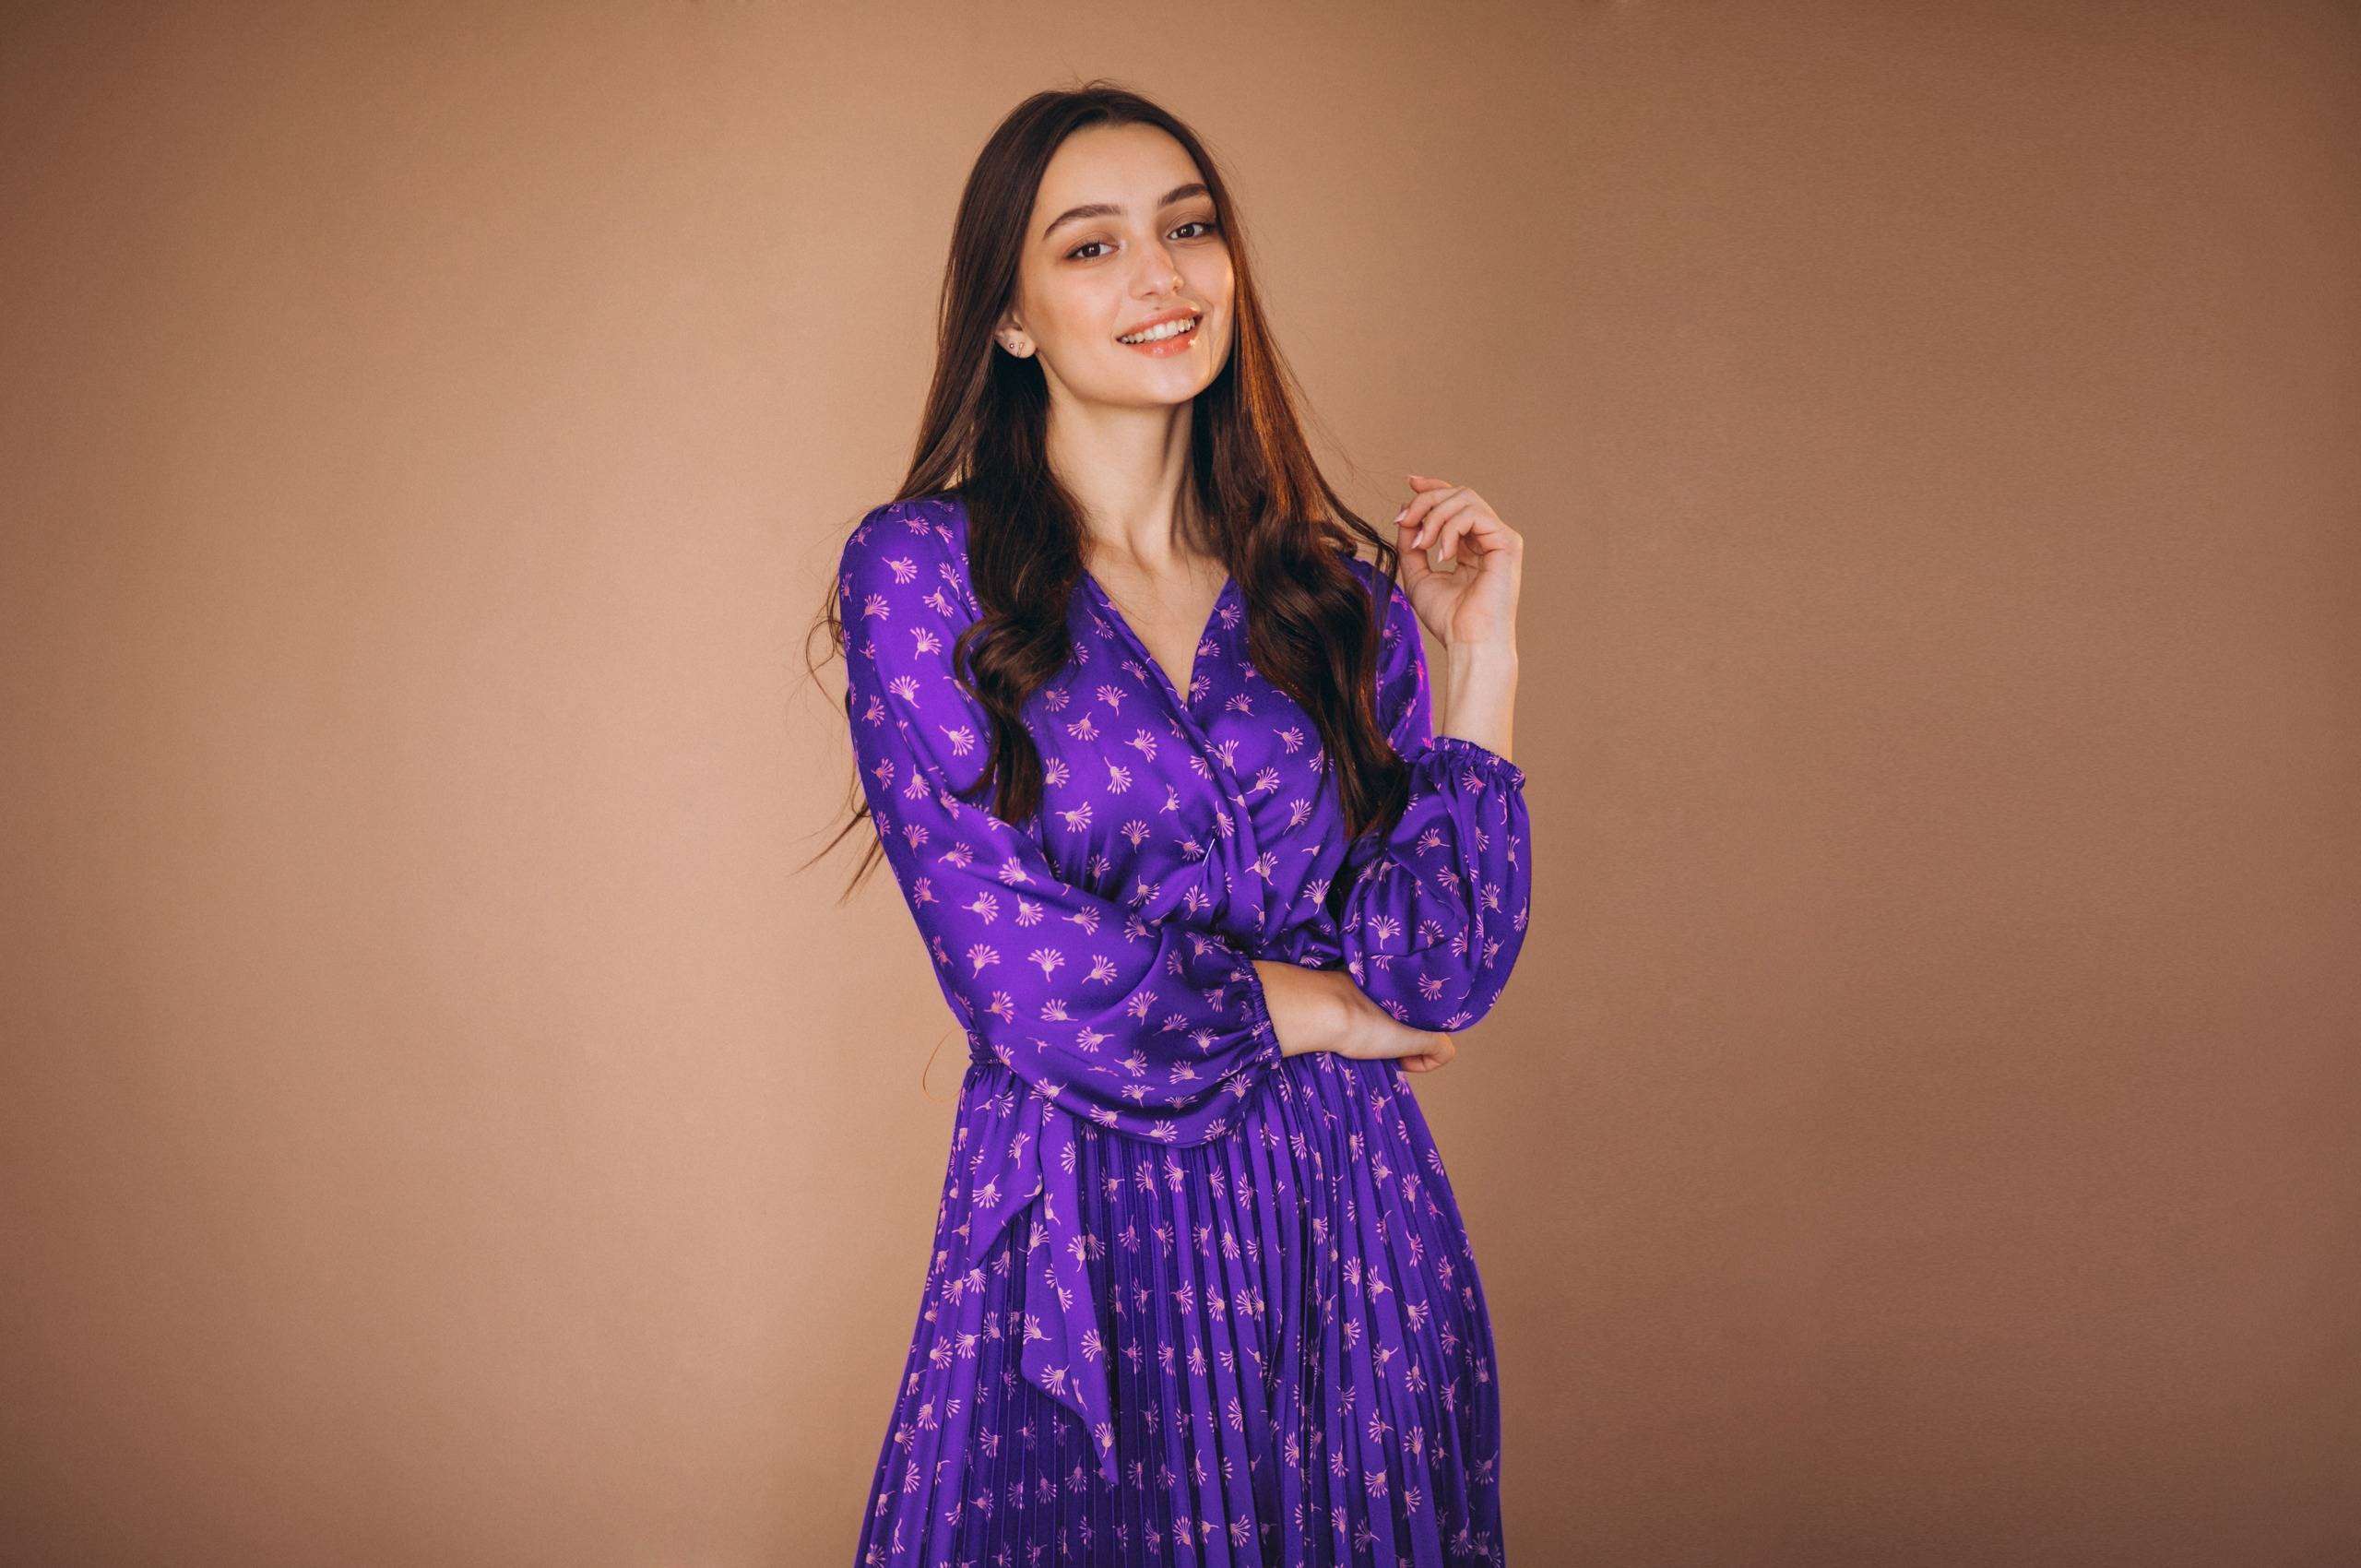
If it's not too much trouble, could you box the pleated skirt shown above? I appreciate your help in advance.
[850,1049,1509,1567]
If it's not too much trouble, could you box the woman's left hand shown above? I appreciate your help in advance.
[1392,472,1523,651]
[1395,1030,1458,1075]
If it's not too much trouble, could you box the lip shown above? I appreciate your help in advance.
[1115,307,1202,342]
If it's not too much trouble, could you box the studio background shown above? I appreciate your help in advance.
[2,3,2354,1564]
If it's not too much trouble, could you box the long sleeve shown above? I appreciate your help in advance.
[1332,561,1533,1031]
[837,504,1282,1146]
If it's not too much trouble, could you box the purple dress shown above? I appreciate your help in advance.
[841,492,1531,1566]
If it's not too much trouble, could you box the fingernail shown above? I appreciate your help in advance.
[1393,506,1406,522]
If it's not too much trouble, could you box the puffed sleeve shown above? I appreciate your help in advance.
[837,499,1282,1146]
[1332,559,1533,1031]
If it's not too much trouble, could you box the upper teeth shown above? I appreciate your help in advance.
[1120,315,1197,343]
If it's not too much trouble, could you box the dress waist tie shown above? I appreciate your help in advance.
[954,927,1333,1491]
[957,1069,1121,1489]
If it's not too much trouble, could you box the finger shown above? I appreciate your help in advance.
[1405,1032,1456,1071]
[1441,511,1488,567]
[1397,482,1465,537]
[1400,1028,1453,1063]
[1394,529,1434,591]
[1411,493,1472,551]
[1410,489,1486,546]
[1396,504,1453,553]
[1378,1024,1444,1062]
[1424,499,1514,566]
[1405,471,1453,492]
[1413,493,1483,560]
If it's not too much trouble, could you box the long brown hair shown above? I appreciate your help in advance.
[806,81,1416,911]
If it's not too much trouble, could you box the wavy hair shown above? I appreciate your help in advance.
[806,81,1416,918]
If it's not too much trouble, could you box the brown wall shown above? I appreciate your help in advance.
[3,3,2354,1563]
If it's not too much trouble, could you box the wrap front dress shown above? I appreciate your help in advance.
[839,491,1532,1566]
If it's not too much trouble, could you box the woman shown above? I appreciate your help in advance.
[825,83,1530,1566]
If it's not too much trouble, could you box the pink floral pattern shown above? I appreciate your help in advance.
[843,492,1529,1565]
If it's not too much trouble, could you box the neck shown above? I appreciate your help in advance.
[1046,400,1204,571]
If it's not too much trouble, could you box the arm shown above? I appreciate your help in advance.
[1252,955,1353,1057]
[1437,640,1517,760]
[1331,562,1534,1031]
[838,502,1282,1145]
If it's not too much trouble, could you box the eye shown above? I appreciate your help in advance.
[1062,218,1222,262]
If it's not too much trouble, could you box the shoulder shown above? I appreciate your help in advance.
[836,491,978,627]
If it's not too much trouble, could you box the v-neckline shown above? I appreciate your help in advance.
[1081,568,1235,716]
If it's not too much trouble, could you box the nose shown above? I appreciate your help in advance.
[1133,239,1184,293]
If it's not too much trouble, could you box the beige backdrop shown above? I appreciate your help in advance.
[4,3,2355,1564]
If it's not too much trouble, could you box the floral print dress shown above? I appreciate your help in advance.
[840,491,1532,1566]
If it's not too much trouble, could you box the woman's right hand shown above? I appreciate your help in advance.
[1324,973,1458,1074]
[1256,960,1457,1073]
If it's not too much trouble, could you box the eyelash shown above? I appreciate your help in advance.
[1065,219,1220,262]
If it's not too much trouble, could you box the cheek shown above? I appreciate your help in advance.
[1036,277,1121,350]
[1189,254,1235,305]
[1185,271,1235,342]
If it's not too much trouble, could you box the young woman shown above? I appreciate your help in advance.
[825,83,1530,1567]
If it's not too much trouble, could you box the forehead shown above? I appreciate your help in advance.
[1030,123,1203,219]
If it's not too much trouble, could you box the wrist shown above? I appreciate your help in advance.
[1310,969,1354,1056]
[1439,636,1519,670]
[1437,642,1518,762]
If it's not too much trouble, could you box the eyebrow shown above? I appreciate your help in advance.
[1040,182,1212,242]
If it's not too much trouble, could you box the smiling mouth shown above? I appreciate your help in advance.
[1116,314,1202,345]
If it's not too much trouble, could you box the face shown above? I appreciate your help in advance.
[1000,122,1235,410]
